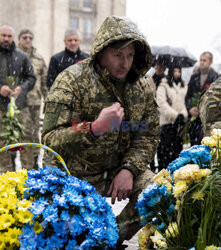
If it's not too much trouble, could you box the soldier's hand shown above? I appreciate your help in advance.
[91,102,124,136]
[189,107,199,117]
[107,169,133,205]
[12,86,22,98]
[0,85,12,97]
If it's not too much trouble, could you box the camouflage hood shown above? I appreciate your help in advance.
[90,15,152,83]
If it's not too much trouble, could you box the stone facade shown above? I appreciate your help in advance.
[0,0,126,64]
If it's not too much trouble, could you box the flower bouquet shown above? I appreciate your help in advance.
[136,129,221,249]
[0,143,119,249]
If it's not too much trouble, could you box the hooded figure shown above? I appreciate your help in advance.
[42,16,160,245]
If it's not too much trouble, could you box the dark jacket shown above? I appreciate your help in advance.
[0,42,36,111]
[46,48,89,89]
[185,68,219,112]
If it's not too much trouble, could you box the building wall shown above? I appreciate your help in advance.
[0,0,126,64]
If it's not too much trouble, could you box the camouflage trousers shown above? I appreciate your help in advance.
[92,168,155,244]
[0,106,40,174]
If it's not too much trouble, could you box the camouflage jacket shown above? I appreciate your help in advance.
[25,47,48,106]
[199,76,221,136]
[42,16,160,180]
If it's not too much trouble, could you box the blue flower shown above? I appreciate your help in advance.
[157,222,165,231]
[168,145,211,173]
[53,194,67,207]
[42,205,59,223]
[65,239,78,250]
[20,166,119,249]
[30,199,49,219]
[166,204,175,214]
[47,234,65,249]
[53,221,68,237]
[60,210,70,221]
[68,215,85,236]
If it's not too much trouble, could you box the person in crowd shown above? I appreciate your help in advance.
[199,76,221,136]
[0,24,36,174]
[156,66,188,170]
[18,29,48,169]
[185,51,219,145]
[46,28,89,89]
[42,16,160,246]
[152,60,166,89]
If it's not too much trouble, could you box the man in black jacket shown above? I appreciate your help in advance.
[0,24,36,173]
[46,28,89,89]
[185,51,219,145]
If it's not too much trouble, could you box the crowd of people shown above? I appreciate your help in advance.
[0,16,220,247]
[0,24,89,174]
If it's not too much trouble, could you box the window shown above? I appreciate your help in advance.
[83,18,92,39]
[70,17,79,30]
[69,0,80,8]
[83,0,92,10]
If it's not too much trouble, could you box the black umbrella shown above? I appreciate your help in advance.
[151,45,197,68]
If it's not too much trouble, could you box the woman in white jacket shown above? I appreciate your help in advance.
[156,66,188,170]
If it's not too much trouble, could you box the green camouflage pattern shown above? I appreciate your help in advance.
[42,15,160,182]
[26,47,48,106]
[199,76,221,136]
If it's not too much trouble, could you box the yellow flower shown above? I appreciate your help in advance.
[0,213,15,230]
[205,245,221,250]
[0,234,6,249]
[174,164,200,184]
[150,230,167,248]
[165,222,179,238]
[192,191,205,200]
[15,209,33,224]
[202,136,217,147]
[0,196,17,213]
[34,221,44,234]
[5,227,22,245]
[173,181,188,198]
[154,177,173,193]
[198,169,212,179]
[211,128,221,140]
[175,199,181,210]
[154,169,172,183]
[17,200,32,210]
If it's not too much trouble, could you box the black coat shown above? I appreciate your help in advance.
[0,42,36,111]
[185,68,219,145]
[46,48,89,89]
[185,68,219,112]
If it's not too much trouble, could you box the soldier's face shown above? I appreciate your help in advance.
[99,44,135,80]
[64,34,80,52]
[19,33,33,50]
[0,26,14,49]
